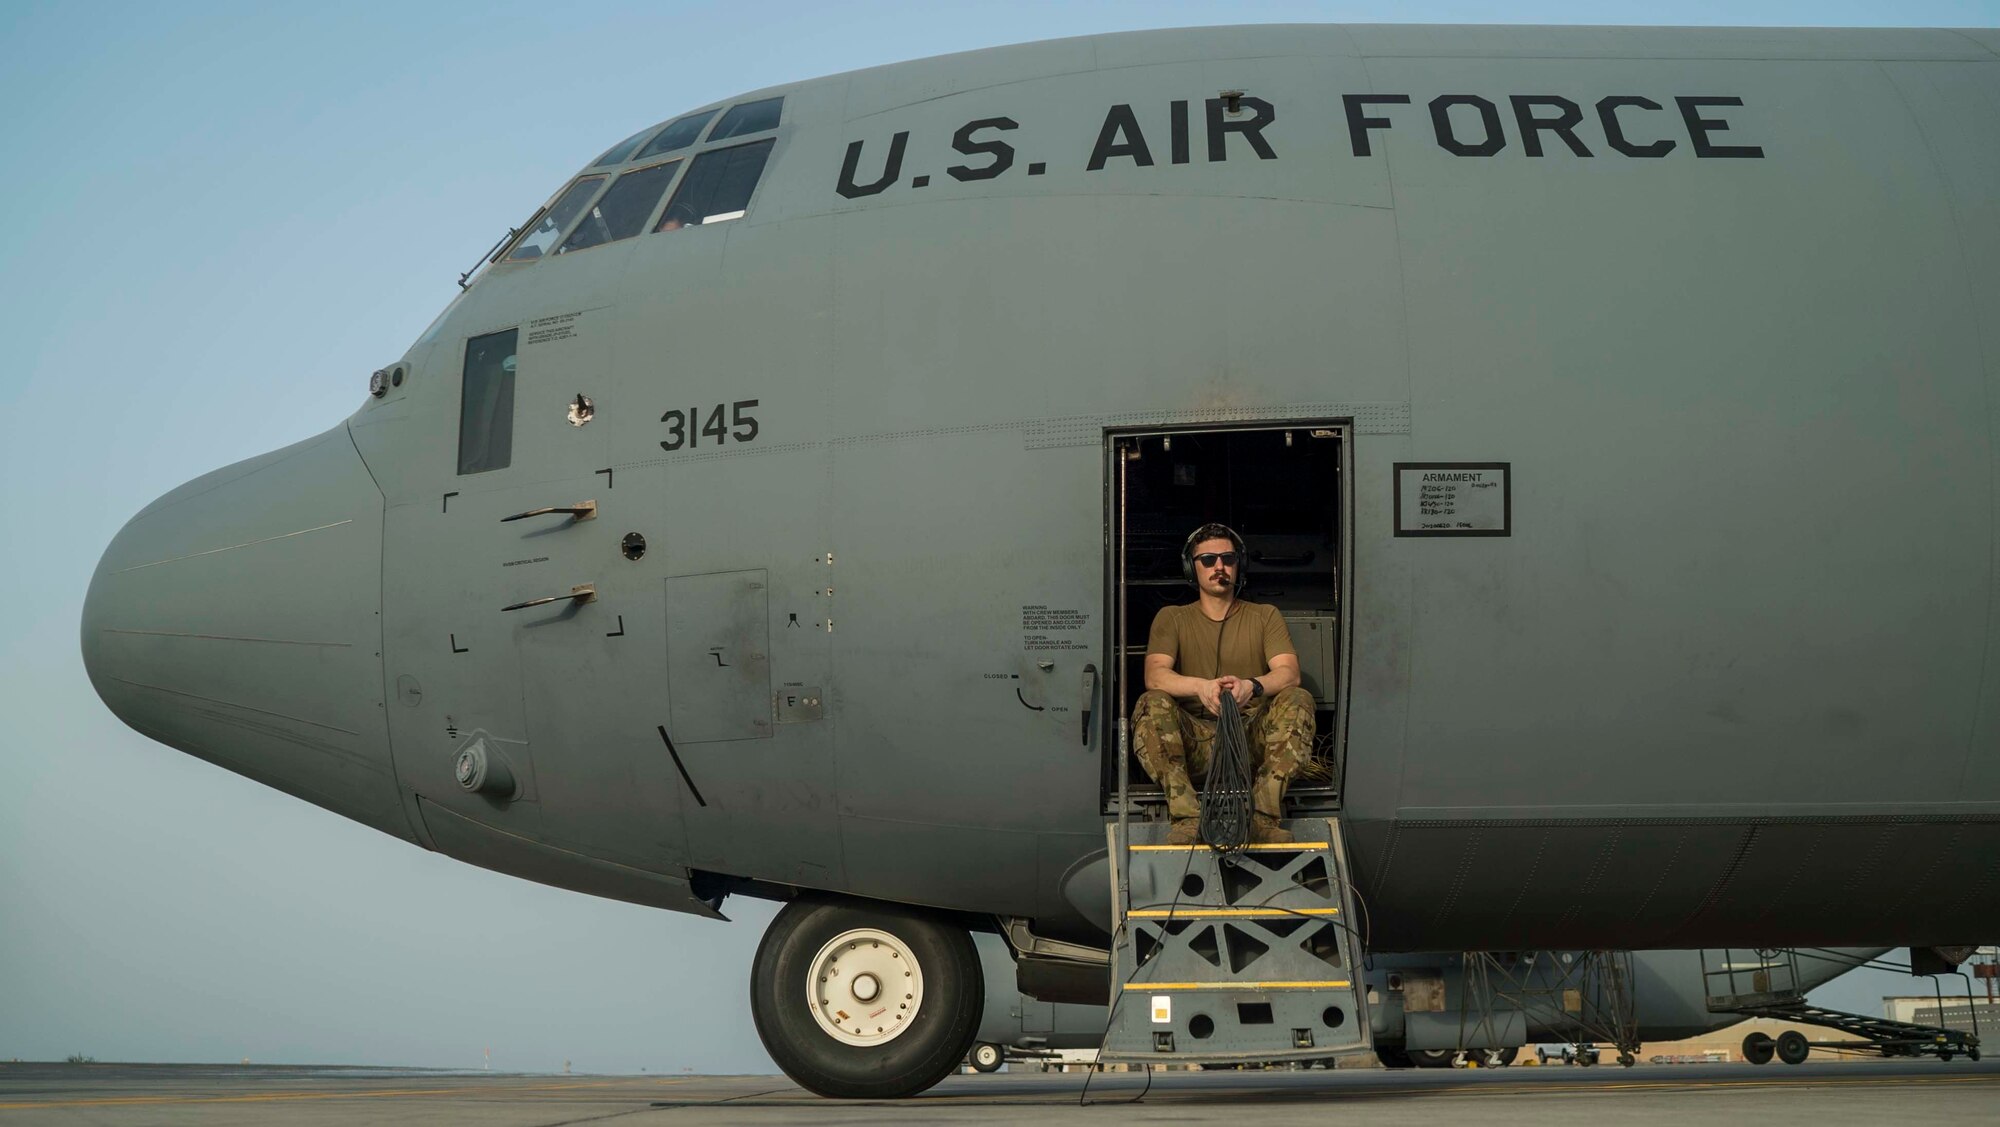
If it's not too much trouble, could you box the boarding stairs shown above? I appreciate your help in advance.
[1099,817,1372,1066]
[1701,948,1982,1062]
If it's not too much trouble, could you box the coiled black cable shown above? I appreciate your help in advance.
[1200,692,1254,851]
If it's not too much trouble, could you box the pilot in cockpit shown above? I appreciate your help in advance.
[1133,523,1315,845]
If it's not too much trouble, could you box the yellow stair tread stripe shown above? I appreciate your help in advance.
[1130,842,1331,851]
[1122,981,1352,991]
[1127,908,1339,918]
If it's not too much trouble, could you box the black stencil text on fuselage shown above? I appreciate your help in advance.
[835,92,1765,198]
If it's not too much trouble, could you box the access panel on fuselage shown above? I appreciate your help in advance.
[664,569,773,743]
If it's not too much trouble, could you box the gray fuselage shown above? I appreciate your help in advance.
[83,24,2000,954]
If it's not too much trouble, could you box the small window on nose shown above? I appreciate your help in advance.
[457,328,518,475]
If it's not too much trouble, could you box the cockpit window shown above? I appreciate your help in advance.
[505,175,605,261]
[655,139,774,230]
[634,109,719,161]
[457,328,518,475]
[709,97,783,140]
[558,161,681,254]
[591,125,656,168]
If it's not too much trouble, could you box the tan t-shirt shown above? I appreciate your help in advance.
[1146,600,1297,710]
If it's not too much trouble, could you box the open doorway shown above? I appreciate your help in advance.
[1103,422,1351,814]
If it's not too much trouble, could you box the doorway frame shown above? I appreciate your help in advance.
[1098,417,1356,816]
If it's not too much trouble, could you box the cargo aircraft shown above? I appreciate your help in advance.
[83,24,1999,1097]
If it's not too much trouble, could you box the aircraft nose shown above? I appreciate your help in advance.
[81,424,412,841]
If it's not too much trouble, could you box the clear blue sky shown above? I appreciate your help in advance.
[2,0,1995,1074]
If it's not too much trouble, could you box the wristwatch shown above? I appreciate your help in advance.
[1250,678,1265,699]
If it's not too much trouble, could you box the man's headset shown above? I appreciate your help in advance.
[1181,523,1248,594]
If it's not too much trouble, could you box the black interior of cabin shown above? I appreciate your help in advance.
[1106,425,1344,810]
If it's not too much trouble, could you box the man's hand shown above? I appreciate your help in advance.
[1218,675,1256,707]
[1196,678,1225,716]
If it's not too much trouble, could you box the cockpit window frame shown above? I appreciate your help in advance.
[653,137,779,233]
[589,124,661,169]
[633,108,723,163]
[706,96,784,142]
[499,174,613,264]
[554,158,688,256]
[494,90,791,269]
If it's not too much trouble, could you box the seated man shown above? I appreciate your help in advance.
[1134,523,1315,845]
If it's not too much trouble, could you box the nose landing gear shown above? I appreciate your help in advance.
[750,896,984,1098]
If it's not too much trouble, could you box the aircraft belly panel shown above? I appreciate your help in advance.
[416,798,720,919]
[840,816,1042,914]
[1348,815,2000,951]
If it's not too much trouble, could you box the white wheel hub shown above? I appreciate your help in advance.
[807,927,923,1047]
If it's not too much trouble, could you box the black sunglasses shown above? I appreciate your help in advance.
[1193,552,1240,568]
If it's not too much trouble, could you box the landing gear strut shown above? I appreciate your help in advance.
[750,896,984,1098]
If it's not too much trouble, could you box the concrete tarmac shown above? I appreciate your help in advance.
[4,1059,1999,1125]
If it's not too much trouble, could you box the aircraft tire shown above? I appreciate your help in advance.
[1776,1030,1810,1065]
[970,1042,1004,1072]
[1410,1049,1458,1068]
[1485,1046,1519,1067]
[750,896,983,1099]
[1374,1046,1415,1069]
[1742,1032,1774,1065]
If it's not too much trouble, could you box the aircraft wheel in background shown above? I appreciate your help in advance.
[1411,1049,1458,1068]
[1775,1030,1811,1065]
[1483,1047,1519,1067]
[969,1042,1003,1072]
[1374,1046,1414,1068]
[1742,1032,1775,1065]
[750,896,983,1098]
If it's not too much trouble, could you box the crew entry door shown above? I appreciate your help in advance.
[1103,422,1351,814]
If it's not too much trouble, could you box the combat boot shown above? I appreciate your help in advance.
[1249,812,1293,845]
[1166,818,1203,846]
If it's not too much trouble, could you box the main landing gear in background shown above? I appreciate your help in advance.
[749,896,985,1099]
[1380,1046,1521,1069]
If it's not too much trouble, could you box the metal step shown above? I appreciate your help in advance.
[1099,817,1372,1065]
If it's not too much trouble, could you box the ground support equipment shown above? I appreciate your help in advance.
[1099,816,1371,1067]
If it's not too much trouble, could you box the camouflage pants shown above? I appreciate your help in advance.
[1132,687,1316,820]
